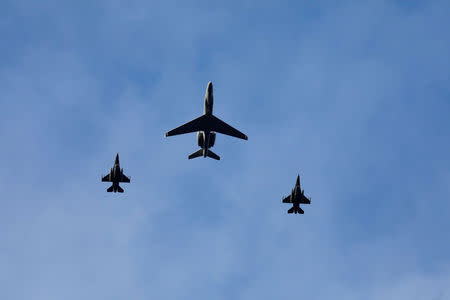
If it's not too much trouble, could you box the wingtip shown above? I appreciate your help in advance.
[165,132,169,137]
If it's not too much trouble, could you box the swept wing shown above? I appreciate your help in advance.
[166,115,247,140]
[282,195,292,203]
[121,174,131,183]
[299,194,311,204]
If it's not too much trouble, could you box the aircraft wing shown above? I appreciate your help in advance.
[299,194,311,204]
[282,195,292,203]
[165,115,207,137]
[121,174,131,183]
[102,174,111,182]
[209,115,248,140]
[165,114,248,140]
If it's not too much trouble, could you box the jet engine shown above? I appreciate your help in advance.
[209,132,216,147]
[197,132,205,147]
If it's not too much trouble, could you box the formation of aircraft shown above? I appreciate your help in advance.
[102,81,312,215]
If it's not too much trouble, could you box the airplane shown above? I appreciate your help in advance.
[101,153,130,193]
[282,174,311,214]
[165,81,248,160]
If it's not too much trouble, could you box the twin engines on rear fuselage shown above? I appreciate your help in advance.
[197,131,216,148]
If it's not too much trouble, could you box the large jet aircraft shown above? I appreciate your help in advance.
[282,174,311,214]
[165,81,248,160]
[101,153,130,193]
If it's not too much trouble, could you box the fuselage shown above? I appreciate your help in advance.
[200,81,214,156]
[204,81,214,115]
[291,189,299,205]
[291,185,303,206]
[110,161,121,190]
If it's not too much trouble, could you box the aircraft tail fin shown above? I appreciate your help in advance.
[188,149,204,159]
[288,207,295,214]
[107,186,114,192]
[206,150,220,160]
[117,186,124,193]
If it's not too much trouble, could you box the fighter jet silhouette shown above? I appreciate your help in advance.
[101,154,130,193]
[282,174,311,214]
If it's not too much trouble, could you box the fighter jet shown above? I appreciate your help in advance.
[282,174,311,214]
[165,81,248,160]
[101,153,130,193]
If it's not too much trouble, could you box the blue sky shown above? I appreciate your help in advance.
[1,0,449,299]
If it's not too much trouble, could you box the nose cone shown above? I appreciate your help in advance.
[115,153,119,164]
[207,81,213,93]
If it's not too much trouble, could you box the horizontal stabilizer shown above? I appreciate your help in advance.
[206,150,220,160]
[117,186,124,193]
[287,206,304,214]
[107,186,114,192]
[188,149,204,159]
[188,149,220,160]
